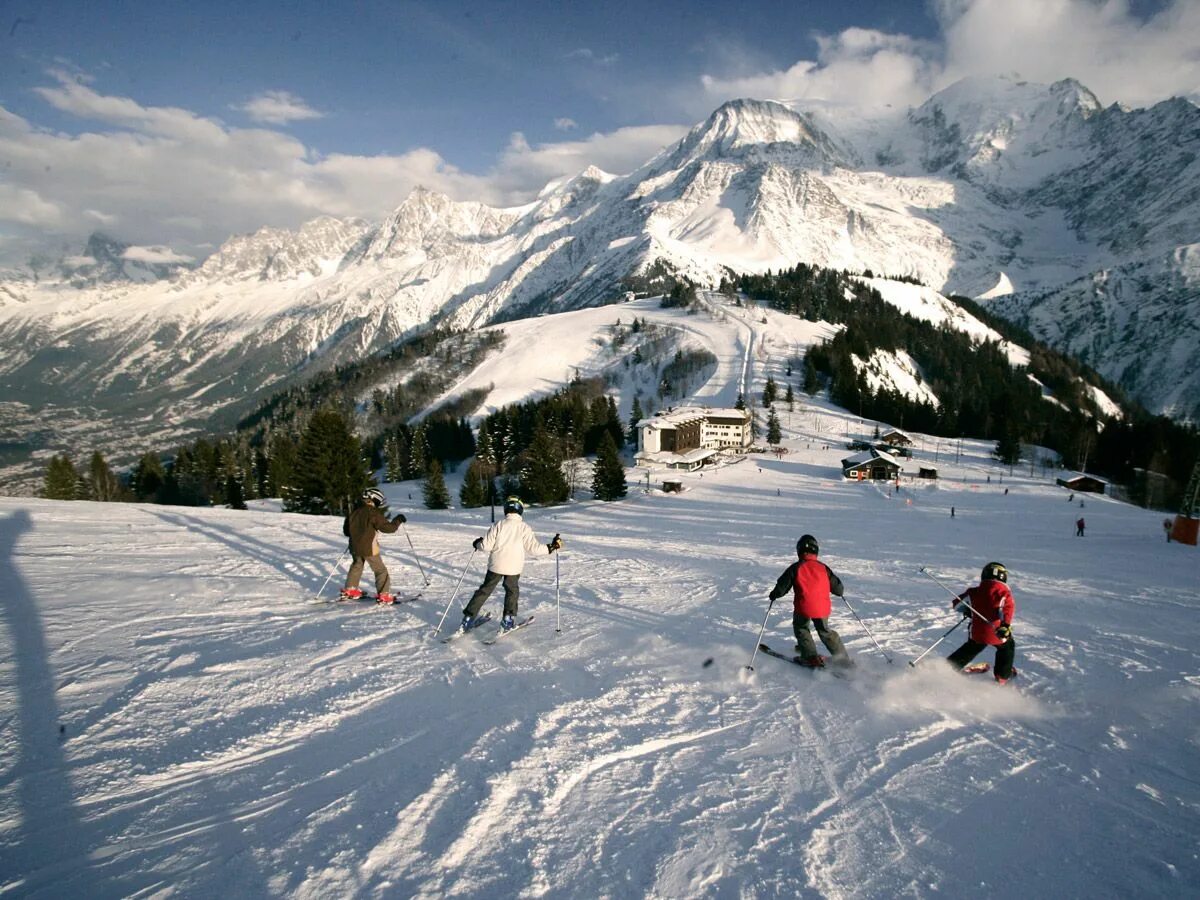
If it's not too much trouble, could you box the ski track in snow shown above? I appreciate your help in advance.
[3,415,1200,896]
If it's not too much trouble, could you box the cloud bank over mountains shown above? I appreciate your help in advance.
[0,0,1196,266]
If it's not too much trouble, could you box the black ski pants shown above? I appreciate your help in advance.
[464,571,520,618]
[793,614,847,660]
[947,636,1016,679]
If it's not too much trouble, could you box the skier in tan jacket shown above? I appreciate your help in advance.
[341,487,405,603]
[459,496,561,633]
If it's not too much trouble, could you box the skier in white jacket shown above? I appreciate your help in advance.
[460,496,562,632]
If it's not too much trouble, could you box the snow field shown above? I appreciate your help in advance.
[2,421,1198,897]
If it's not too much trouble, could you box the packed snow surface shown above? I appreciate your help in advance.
[3,409,1198,897]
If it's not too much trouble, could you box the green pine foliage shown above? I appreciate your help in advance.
[767,409,783,446]
[87,451,122,502]
[131,452,166,502]
[520,426,569,505]
[591,431,628,501]
[284,408,372,515]
[42,454,80,500]
[763,376,778,407]
[422,459,451,510]
[627,396,645,446]
[459,459,491,508]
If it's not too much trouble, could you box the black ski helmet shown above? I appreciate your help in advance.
[503,495,525,516]
[981,561,1008,583]
[362,487,386,507]
[797,534,819,557]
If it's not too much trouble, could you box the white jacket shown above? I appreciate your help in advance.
[480,513,550,575]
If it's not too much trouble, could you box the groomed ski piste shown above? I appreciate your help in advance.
[3,295,1200,898]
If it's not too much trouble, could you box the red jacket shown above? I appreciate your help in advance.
[770,553,844,618]
[955,580,1014,646]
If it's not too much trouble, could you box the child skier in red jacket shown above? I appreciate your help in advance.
[768,534,851,668]
[946,561,1016,683]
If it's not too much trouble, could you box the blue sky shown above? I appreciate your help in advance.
[2,1,945,168]
[0,0,1194,263]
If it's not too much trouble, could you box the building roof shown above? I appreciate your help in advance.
[1060,472,1109,485]
[879,428,914,443]
[841,448,902,469]
[635,447,719,465]
[639,406,749,429]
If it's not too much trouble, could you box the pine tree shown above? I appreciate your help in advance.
[627,396,645,447]
[459,458,491,508]
[521,426,569,504]
[87,451,121,501]
[285,408,372,515]
[422,459,451,510]
[762,376,777,407]
[591,431,628,501]
[767,409,782,446]
[785,384,795,411]
[994,429,1022,466]
[131,452,166,501]
[734,392,746,411]
[43,454,79,500]
[384,435,404,482]
[803,355,820,394]
[407,423,428,480]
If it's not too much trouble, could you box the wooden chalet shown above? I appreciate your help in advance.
[1056,473,1108,494]
[841,448,902,481]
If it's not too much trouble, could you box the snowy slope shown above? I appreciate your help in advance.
[3,409,1198,897]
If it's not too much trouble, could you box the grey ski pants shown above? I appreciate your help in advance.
[345,554,391,596]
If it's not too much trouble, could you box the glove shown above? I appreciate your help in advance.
[953,601,970,618]
[392,513,407,524]
[994,623,1012,640]
[472,537,484,551]
[547,534,563,552]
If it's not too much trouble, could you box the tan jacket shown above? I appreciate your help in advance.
[344,504,400,557]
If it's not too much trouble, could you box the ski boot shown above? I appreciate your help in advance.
[500,615,516,632]
[375,593,395,605]
[459,614,478,633]
[799,655,826,668]
[338,587,364,601]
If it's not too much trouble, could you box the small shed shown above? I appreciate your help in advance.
[662,479,683,493]
[841,449,902,481]
[1056,473,1108,494]
[918,466,939,480]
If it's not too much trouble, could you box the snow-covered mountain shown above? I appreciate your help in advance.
[1,75,1197,478]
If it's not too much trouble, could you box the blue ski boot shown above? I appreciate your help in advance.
[500,615,516,632]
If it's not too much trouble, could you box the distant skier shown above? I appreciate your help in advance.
[767,534,851,668]
[946,562,1016,684]
[459,496,562,633]
[1164,518,1173,542]
[341,487,406,603]
[1076,517,1086,537]
[950,506,956,518]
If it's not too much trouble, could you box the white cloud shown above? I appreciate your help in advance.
[234,90,325,125]
[698,0,1200,111]
[701,28,938,110]
[935,0,1200,108]
[565,48,620,66]
[122,245,195,265]
[554,117,579,131]
[0,73,686,264]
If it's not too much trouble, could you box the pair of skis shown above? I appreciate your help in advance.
[756,643,851,678]
[442,614,535,645]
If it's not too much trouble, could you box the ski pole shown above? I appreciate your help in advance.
[434,549,477,635]
[918,566,989,626]
[555,550,562,634]
[909,616,966,667]
[315,548,349,601]
[840,594,893,664]
[402,523,431,586]
[745,597,776,671]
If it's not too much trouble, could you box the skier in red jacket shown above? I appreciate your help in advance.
[947,562,1016,683]
[768,534,851,668]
